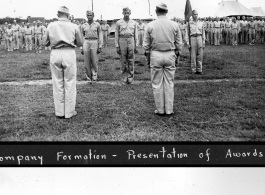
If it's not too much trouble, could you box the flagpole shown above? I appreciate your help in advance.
[148,0,150,16]
[92,0,94,11]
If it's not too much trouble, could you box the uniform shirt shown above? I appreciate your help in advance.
[186,20,205,45]
[209,22,214,29]
[25,26,34,35]
[220,21,225,29]
[240,20,248,29]
[34,25,43,35]
[248,22,256,29]
[42,26,47,35]
[115,18,138,48]
[6,28,14,37]
[81,21,103,48]
[214,21,221,28]
[236,20,242,31]
[231,23,238,30]
[225,22,232,29]
[258,21,265,28]
[12,24,20,32]
[43,18,83,49]
[143,15,182,53]
[20,26,27,35]
[101,24,110,32]
[137,23,145,31]
[179,23,186,31]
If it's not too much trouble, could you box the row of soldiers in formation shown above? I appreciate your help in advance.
[174,16,265,46]
[0,20,51,52]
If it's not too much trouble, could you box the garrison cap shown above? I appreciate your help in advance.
[156,3,168,11]
[58,6,69,14]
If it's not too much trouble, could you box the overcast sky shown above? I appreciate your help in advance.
[0,168,264,195]
[1,0,265,20]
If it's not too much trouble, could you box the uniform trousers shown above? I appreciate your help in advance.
[83,39,99,81]
[35,34,42,51]
[241,27,247,43]
[205,29,209,42]
[138,30,144,46]
[4,35,8,49]
[7,37,13,51]
[102,31,108,47]
[181,30,186,43]
[210,29,214,45]
[119,37,135,84]
[25,35,32,51]
[190,36,203,73]
[238,30,242,44]
[13,31,19,49]
[150,50,176,115]
[50,49,77,118]
[21,35,26,48]
[224,28,231,44]
[258,28,264,43]
[231,29,238,45]
[214,28,221,45]
[249,29,256,44]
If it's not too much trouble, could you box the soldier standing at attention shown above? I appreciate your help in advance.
[43,6,83,119]
[115,7,138,84]
[12,20,20,50]
[101,20,110,47]
[231,18,238,46]
[240,16,248,44]
[24,23,33,52]
[248,17,256,45]
[224,17,232,44]
[236,16,241,44]
[20,22,27,51]
[209,17,214,45]
[214,17,221,46]
[34,21,43,53]
[179,20,186,43]
[3,22,8,50]
[258,18,265,44]
[186,10,205,74]
[137,20,145,47]
[6,24,14,52]
[32,21,36,50]
[144,3,182,116]
[81,10,103,82]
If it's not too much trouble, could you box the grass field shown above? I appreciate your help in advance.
[0,38,265,141]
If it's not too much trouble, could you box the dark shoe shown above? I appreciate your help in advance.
[196,71,203,75]
[166,112,174,117]
[154,110,165,116]
[56,115,65,119]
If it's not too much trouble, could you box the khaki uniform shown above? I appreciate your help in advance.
[12,24,20,49]
[115,19,138,84]
[240,20,248,43]
[20,26,27,49]
[179,23,186,43]
[3,26,8,49]
[214,21,221,45]
[144,15,182,115]
[248,21,256,44]
[25,26,33,51]
[34,25,43,52]
[6,28,14,51]
[224,21,232,44]
[101,23,110,47]
[220,20,225,43]
[186,20,205,73]
[43,18,83,118]
[81,21,103,81]
[258,21,265,43]
[137,23,145,46]
[231,22,238,45]
[209,21,214,45]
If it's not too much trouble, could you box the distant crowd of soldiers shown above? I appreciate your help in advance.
[0,20,51,53]
[174,16,265,46]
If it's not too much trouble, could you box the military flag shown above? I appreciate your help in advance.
[184,0,192,22]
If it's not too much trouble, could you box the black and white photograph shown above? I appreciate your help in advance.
[0,0,265,141]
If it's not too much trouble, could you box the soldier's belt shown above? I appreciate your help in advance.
[138,29,144,31]
[191,34,202,37]
[52,46,74,50]
[85,37,98,40]
[25,34,32,35]
[119,35,133,38]
[102,30,108,31]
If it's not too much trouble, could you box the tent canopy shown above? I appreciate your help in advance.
[214,0,255,17]
[251,7,265,17]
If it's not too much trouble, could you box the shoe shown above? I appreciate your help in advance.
[154,110,165,116]
[56,115,65,119]
[65,111,77,119]
[196,71,203,75]
[166,112,174,116]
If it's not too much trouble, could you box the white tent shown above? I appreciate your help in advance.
[214,0,255,17]
[250,7,265,17]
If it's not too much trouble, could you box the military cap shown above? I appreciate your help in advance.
[192,10,198,14]
[156,3,168,11]
[58,6,69,14]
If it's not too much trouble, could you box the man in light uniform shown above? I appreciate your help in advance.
[34,21,43,53]
[137,20,145,47]
[43,6,83,119]
[240,16,248,44]
[144,3,182,116]
[214,17,221,45]
[115,7,138,84]
[81,10,102,82]
[258,18,264,43]
[3,22,9,50]
[224,17,232,44]
[20,22,27,51]
[101,20,110,47]
[24,23,33,51]
[179,20,186,43]
[12,20,20,50]
[236,16,242,44]
[209,17,214,45]
[186,10,205,74]
[6,24,14,52]
[248,17,256,45]
[32,21,36,50]
[231,18,238,46]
